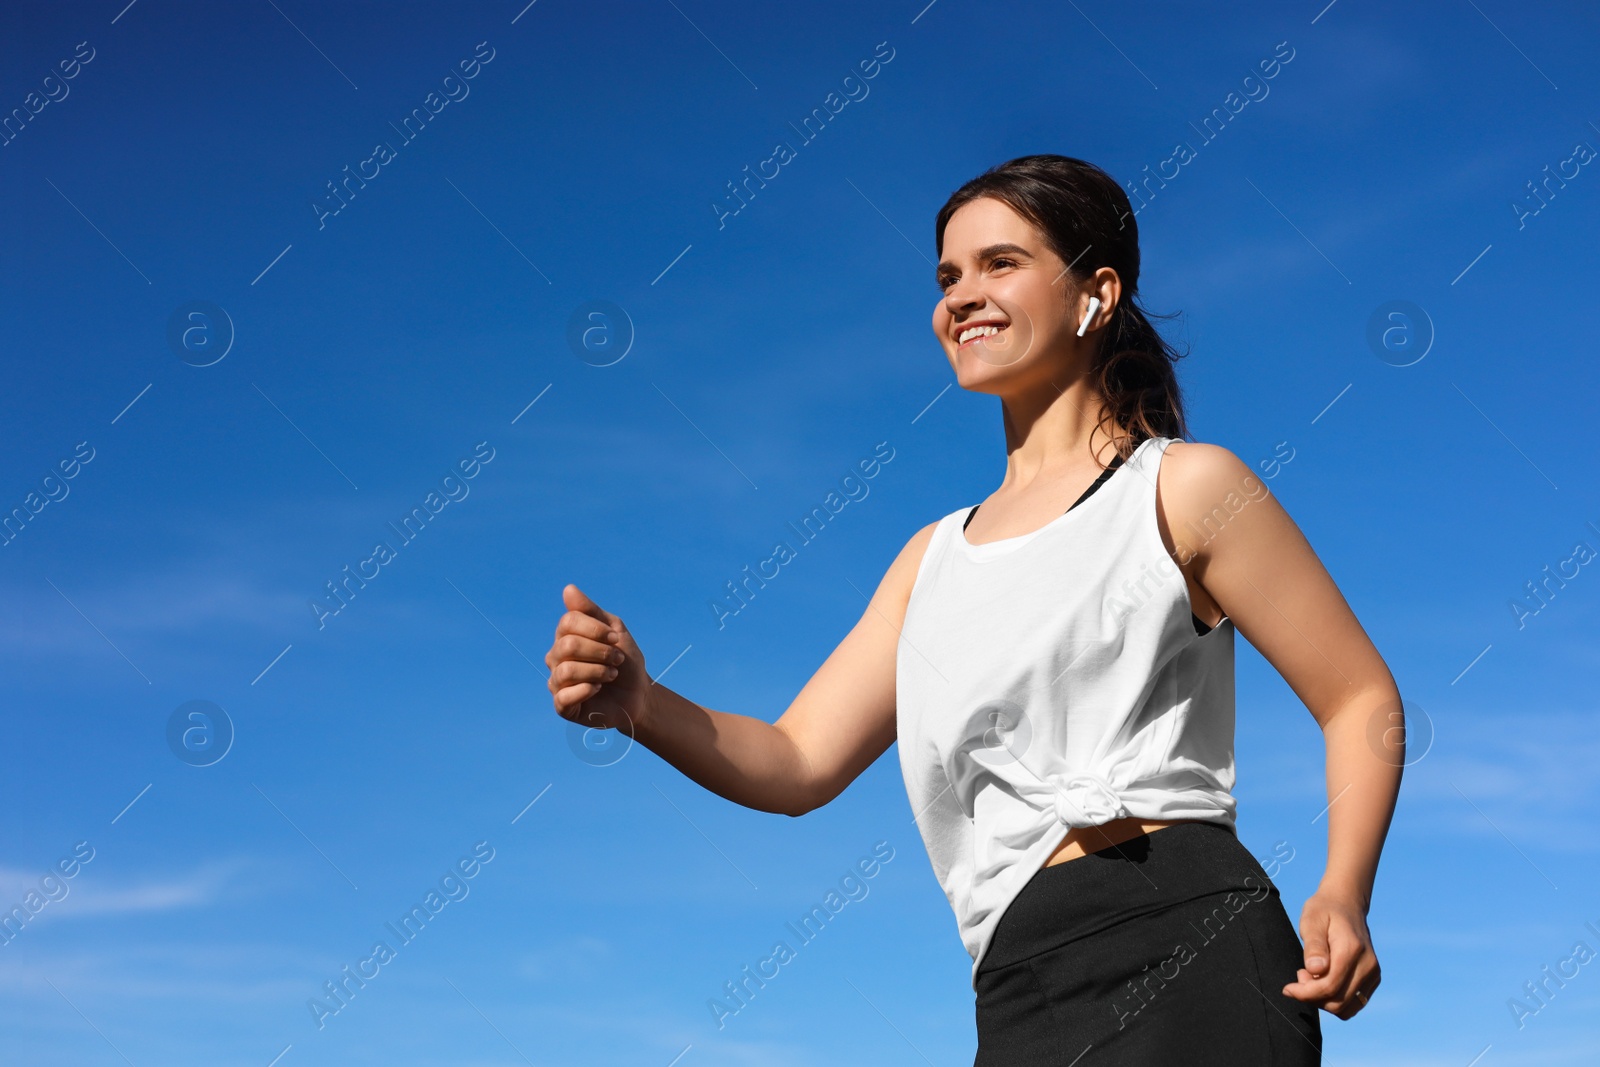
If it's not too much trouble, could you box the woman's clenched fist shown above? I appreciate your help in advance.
[546,583,651,735]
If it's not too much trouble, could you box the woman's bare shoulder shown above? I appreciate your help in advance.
[876,517,945,608]
[864,518,947,617]
[1155,440,1267,562]
[1158,440,1264,486]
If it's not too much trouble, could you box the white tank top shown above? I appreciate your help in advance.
[895,435,1238,990]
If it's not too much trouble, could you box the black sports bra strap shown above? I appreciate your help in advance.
[1069,452,1126,510]
[962,452,1128,532]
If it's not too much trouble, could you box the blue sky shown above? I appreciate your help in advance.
[2,0,1598,1064]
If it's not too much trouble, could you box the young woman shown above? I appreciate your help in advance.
[545,155,1401,1065]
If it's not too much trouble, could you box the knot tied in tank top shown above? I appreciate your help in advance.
[1048,769,1132,827]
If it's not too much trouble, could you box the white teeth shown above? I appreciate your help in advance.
[958,324,1005,344]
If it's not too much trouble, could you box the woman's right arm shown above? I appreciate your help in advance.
[546,520,940,818]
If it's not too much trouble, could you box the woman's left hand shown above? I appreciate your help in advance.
[1281,888,1380,1019]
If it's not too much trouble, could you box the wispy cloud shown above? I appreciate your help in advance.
[0,946,310,1002]
[514,934,614,981]
[1378,708,1598,852]
[0,573,305,662]
[0,857,245,922]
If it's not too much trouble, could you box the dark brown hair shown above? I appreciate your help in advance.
[934,154,1190,460]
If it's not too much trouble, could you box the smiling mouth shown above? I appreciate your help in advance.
[957,324,1008,348]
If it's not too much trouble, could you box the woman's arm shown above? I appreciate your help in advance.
[547,520,939,818]
[1159,442,1402,1021]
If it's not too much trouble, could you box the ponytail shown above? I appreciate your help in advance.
[1093,298,1189,461]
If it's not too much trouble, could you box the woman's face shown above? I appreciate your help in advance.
[932,196,1085,390]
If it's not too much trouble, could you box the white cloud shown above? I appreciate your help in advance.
[0,857,245,924]
[1304,707,1600,859]
[514,933,614,981]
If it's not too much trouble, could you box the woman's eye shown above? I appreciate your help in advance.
[938,259,1015,292]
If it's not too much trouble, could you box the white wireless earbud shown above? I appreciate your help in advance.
[1077,296,1102,338]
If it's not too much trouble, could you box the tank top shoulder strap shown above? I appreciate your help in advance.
[1127,437,1215,636]
[906,506,966,600]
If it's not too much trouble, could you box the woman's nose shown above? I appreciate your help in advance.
[944,282,982,314]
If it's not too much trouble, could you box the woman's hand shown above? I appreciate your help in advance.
[545,584,651,735]
[1281,887,1380,1019]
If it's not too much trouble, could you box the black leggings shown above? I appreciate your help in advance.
[974,822,1322,1065]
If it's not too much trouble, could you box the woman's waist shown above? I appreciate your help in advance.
[1043,816,1204,867]
[978,821,1273,974]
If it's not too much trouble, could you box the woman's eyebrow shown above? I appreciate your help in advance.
[934,242,1034,283]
